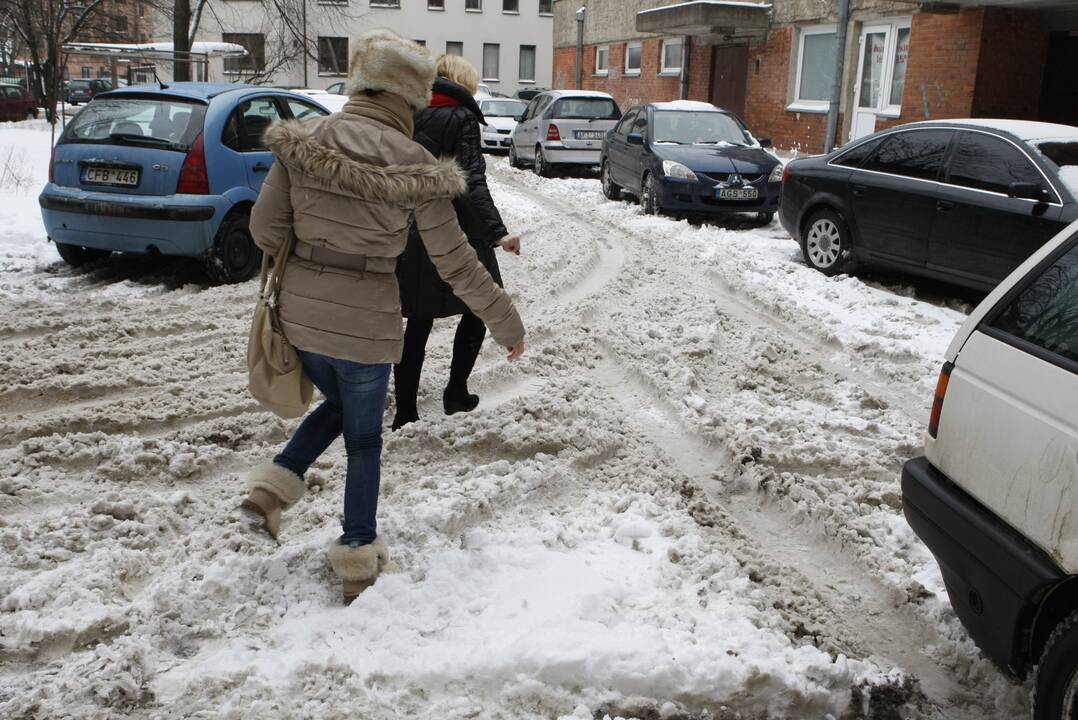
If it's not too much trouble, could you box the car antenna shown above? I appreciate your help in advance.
[152,66,168,90]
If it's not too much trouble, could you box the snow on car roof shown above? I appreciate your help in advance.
[921,118,1078,143]
[546,89,615,99]
[651,100,717,111]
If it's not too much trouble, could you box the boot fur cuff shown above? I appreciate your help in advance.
[329,537,390,581]
[248,463,306,510]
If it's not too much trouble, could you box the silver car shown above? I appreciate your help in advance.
[509,90,622,177]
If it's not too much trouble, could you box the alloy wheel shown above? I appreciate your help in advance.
[806,218,842,268]
[534,147,546,177]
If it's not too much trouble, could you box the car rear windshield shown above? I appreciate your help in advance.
[551,97,620,120]
[653,110,751,146]
[482,100,527,117]
[61,97,207,151]
[1036,141,1078,169]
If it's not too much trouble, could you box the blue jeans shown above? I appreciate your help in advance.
[273,350,390,546]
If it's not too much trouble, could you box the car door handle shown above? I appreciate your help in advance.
[936,199,955,212]
[252,162,271,172]
[852,184,867,197]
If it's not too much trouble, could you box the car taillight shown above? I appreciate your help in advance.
[782,163,791,183]
[176,133,209,194]
[49,145,56,183]
[546,123,561,142]
[927,362,954,439]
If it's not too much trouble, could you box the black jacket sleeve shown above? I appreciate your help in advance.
[455,118,508,247]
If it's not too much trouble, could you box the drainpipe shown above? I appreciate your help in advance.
[575,6,586,89]
[824,0,850,153]
[680,35,690,100]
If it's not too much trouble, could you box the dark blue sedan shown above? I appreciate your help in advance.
[599,101,783,222]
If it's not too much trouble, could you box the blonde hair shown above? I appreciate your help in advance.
[436,54,480,95]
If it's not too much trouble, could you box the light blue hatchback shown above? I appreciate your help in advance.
[39,83,330,284]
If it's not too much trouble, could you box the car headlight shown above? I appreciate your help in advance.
[661,160,698,182]
[768,163,785,183]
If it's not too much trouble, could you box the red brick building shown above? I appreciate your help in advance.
[552,0,1078,153]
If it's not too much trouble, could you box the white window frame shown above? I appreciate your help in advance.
[538,0,553,15]
[482,43,500,82]
[595,45,609,76]
[502,0,518,14]
[427,0,445,10]
[624,41,642,76]
[660,38,682,76]
[788,24,837,114]
[465,0,482,11]
[370,0,399,7]
[884,19,912,116]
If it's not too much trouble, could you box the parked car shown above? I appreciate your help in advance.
[475,83,493,99]
[292,87,347,112]
[65,78,114,105]
[599,100,781,222]
[324,81,345,95]
[477,97,527,152]
[902,216,1078,720]
[509,90,621,177]
[0,82,38,121]
[38,82,330,283]
[780,119,1078,292]
[515,87,547,102]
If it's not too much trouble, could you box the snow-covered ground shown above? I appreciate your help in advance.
[0,121,1025,718]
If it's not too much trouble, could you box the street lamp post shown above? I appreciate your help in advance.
[575,5,586,89]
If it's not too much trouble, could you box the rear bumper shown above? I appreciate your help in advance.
[657,177,780,215]
[38,183,228,256]
[542,145,602,166]
[901,456,1064,676]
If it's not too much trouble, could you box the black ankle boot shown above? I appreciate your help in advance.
[443,387,479,415]
[391,408,419,431]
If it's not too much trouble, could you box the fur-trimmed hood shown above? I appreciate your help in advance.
[264,119,467,207]
[343,29,436,110]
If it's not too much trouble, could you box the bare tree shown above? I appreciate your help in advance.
[0,0,129,122]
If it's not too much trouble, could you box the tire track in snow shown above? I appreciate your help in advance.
[591,346,987,719]
[489,165,1012,718]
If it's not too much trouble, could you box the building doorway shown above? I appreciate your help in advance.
[1039,31,1078,126]
[709,44,748,118]
[850,19,910,141]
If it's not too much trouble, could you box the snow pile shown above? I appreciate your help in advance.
[0,123,57,283]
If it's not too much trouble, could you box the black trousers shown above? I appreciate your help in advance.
[393,312,487,415]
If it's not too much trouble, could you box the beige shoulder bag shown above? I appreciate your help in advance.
[247,236,314,418]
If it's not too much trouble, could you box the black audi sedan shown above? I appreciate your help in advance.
[600,101,783,222]
[780,119,1078,291]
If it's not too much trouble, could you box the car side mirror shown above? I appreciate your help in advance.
[758,137,773,148]
[1008,181,1047,201]
[627,133,644,146]
[514,114,525,122]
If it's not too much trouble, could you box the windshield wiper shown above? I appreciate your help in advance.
[108,133,188,152]
[654,140,688,145]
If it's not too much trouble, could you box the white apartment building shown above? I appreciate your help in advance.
[192,0,554,96]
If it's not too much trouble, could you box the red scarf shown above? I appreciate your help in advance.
[429,91,462,108]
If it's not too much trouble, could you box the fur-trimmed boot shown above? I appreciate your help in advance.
[329,536,391,604]
[239,463,306,541]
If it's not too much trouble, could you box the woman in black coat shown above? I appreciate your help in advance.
[393,58,519,430]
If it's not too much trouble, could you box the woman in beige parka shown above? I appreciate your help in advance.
[239,29,525,604]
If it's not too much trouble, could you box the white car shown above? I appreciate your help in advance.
[509,90,622,177]
[903,217,1078,720]
[293,87,347,112]
[477,97,527,152]
[475,83,493,99]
